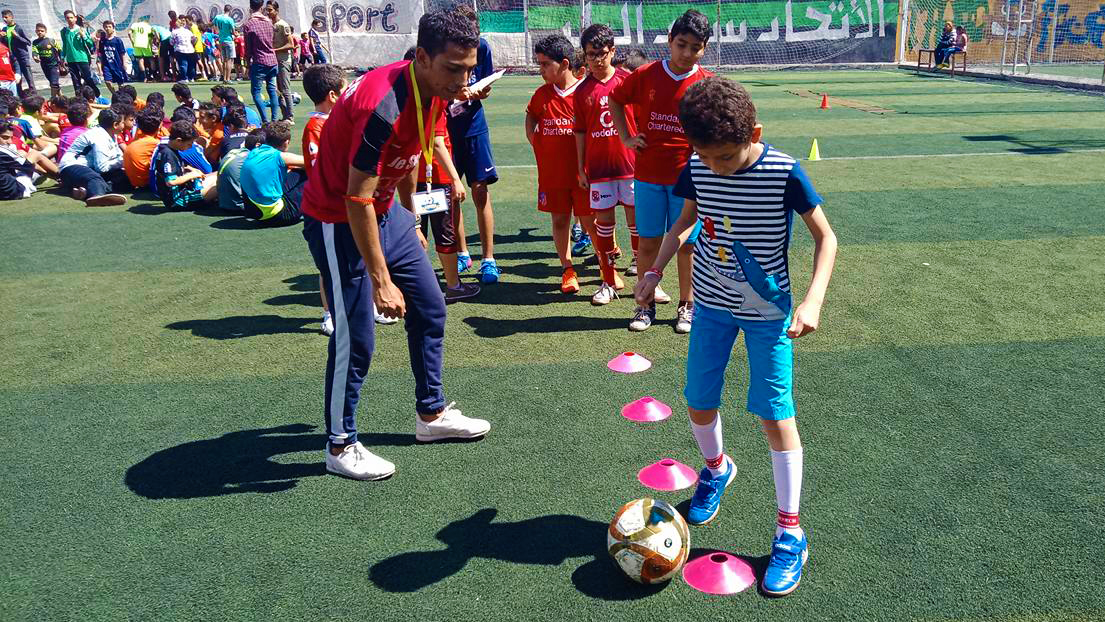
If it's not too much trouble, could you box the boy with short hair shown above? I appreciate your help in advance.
[57,99,92,162]
[60,10,99,97]
[173,82,199,109]
[217,127,263,213]
[32,24,63,98]
[58,107,131,206]
[218,106,250,159]
[98,20,128,93]
[124,109,163,188]
[110,102,136,145]
[2,11,35,95]
[574,23,638,306]
[634,77,838,597]
[526,34,595,294]
[152,119,217,210]
[240,120,305,225]
[611,9,712,334]
[198,102,223,163]
[0,120,41,199]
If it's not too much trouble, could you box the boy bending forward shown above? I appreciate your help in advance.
[634,77,837,597]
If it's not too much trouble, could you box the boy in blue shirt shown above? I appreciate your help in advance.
[239,120,305,226]
[98,21,128,94]
[634,77,838,597]
[152,119,216,210]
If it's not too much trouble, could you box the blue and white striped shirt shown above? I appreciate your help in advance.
[673,144,821,320]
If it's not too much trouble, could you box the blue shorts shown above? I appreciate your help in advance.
[635,180,701,243]
[450,130,497,186]
[684,304,795,420]
[103,65,128,84]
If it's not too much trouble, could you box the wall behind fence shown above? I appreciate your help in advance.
[7,0,901,75]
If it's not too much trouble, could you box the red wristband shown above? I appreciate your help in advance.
[644,269,663,280]
[344,195,375,205]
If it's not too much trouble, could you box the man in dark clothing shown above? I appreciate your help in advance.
[2,11,35,94]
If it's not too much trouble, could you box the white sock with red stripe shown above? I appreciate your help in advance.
[690,417,727,477]
[771,448,804,538]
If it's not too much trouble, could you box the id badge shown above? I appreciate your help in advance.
[448,99,467,117]
[413,188,450,216]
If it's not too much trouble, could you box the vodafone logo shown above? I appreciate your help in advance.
[599,110,613,129]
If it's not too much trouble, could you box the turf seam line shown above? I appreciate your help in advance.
[498,147,1105,168]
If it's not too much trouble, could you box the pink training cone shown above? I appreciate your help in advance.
[607,352,652,374]
[637,458,698,491]
[621,396,673,422]
[682,551,757,595]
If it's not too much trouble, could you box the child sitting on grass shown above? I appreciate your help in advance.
[634,76,837,597]
[239,120,305,226]
[152,119,216,210]
[58,106,131,206]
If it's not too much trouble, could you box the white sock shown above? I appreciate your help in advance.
[771,448,804,538]
[690,417,726,476]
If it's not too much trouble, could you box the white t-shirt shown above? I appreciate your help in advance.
[171,27,194,54]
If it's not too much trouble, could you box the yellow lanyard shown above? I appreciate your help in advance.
[408,62,437,187]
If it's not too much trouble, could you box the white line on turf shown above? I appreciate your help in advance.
[497,147,1105,168]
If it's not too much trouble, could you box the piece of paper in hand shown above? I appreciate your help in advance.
[469,69,506,94]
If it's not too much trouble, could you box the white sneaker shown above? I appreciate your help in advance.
[415,401,490,442]
[591,283,619,306]
[325,442,396,480]
[374,304,398,325]
[675,302,694,334]
[321,311,334,336]
[625,257,638,276]
[628,306,655,332]
[653,285,672,304]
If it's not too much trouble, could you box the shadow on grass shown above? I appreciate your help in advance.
[962,133,1105,153]
[463,226,551,246]
[283,274,320,292]
[165,314,317,339]
[463,315,628,337]
[369,508,666,600]
[125,424,417,499]
[264,292,319,307]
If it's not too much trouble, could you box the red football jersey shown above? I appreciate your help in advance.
[0,45,15,82]
[611,60,713,185]
[416,129,452,186]
[572,68,636,183]
[301,60,448,222]
[527,80,581,191]
[302,111,327,175]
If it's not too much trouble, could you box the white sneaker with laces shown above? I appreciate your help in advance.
[416,401,491,442]
[374,304,398,325]
[591,283,618,306]
[321,311,334,336]
[675,303,694,334]
[628,307,654,332]
[653,285,672,304]
[325,442,396,480]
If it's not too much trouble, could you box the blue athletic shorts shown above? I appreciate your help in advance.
[684,303,795,420]
[451,130,498,186]
[103,65,128,84]
[635,179,701,243]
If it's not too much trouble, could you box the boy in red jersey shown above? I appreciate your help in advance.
[573,23,638,306]
[526,34,594,295]
[612,9,712,334]
[299,10,491,482]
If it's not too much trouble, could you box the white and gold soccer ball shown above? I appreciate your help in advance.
[607,498,690,584]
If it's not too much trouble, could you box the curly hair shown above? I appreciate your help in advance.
[417,10,480,59]
[678,77,757,147]
[671,9,711,43]
[580,23,614,51]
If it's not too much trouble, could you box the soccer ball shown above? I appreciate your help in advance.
[291,91,301,105]
[607,498,689,584]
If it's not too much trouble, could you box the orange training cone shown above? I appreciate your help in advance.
[820,93,830,109]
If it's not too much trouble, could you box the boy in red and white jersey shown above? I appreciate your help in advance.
[526,33,593,295]
[573,23,638,306]
[611,9,712,334]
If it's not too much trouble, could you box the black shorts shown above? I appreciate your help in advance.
[417,182,458,254]
[0,173,28,200]
[40,63,60,87]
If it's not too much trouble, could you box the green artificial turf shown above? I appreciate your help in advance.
[2,70,1104,622]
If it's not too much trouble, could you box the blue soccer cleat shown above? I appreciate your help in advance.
[479,259,500,284]
[457,253,472,273]
[572,234,593,257]
[571,222,583,243]
[686,458,735,525]
[761,530,809,597]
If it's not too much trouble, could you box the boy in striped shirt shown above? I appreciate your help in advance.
[634,77,838,597]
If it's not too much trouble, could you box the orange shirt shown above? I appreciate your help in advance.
[302,111,327,175]
[611,60,712,186]
[526,80,582,191]
[203,126,224,165]
[124,134,160,188]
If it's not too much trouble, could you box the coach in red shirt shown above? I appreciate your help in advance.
[301,10,491,481]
